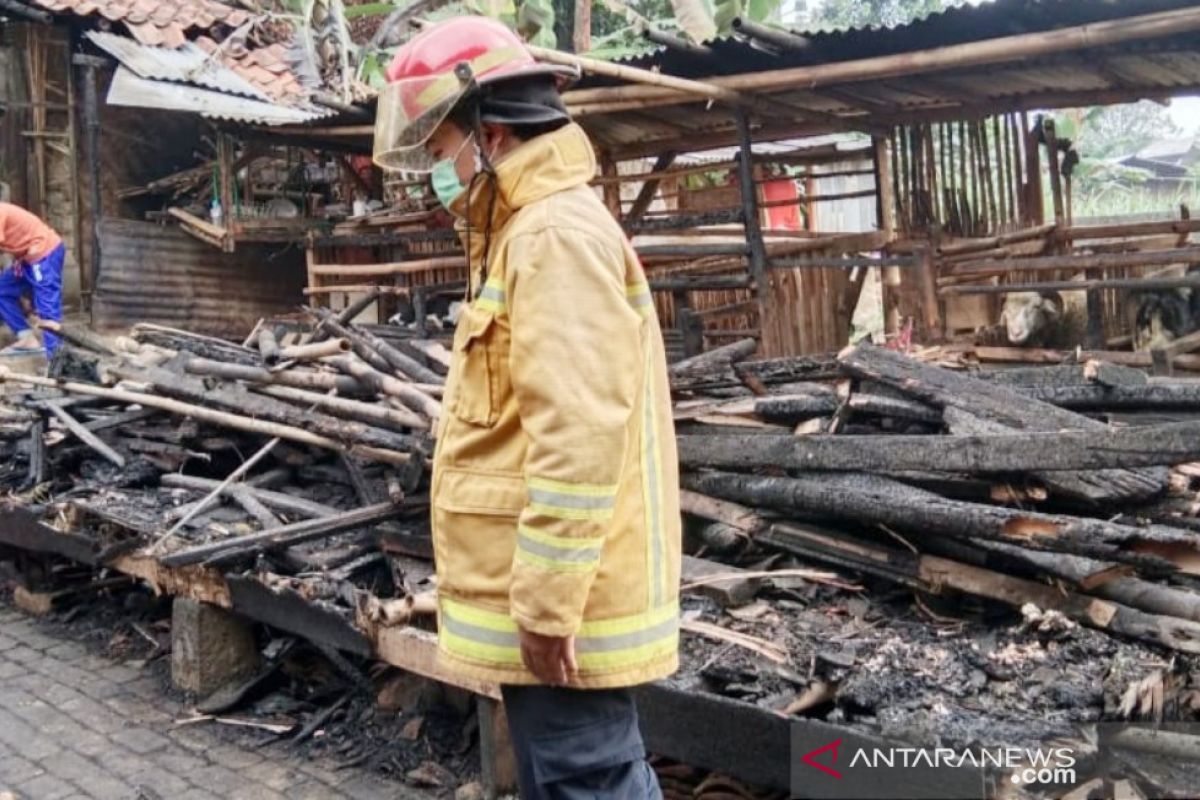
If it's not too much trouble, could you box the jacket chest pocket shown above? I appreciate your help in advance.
[449,304,509,427]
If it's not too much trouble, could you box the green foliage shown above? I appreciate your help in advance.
[1050,102,1190,217]
[517,0,557,45]
[811,0,950,29]
[1068,103,1183,160]
[670,0,718,43]
[344,2,400,18]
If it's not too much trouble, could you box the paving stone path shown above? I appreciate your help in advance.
[0,604,434,800]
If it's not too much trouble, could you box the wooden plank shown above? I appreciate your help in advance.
[681,555,761,608]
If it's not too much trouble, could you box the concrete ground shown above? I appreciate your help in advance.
[0,603,435,800]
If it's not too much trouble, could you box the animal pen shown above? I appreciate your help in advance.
[10,1,1200,798]
[178,0,1200,375]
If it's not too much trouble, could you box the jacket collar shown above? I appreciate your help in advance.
[453,123,596,270]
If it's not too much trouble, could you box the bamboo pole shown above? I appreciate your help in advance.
[560,7,1200,107]
[324,356,443,421]
[256,384,427,431]
[309,257,467,278]
[528,44,745,107]
[950,244,1200,276]
[277,339,351,362]
[0,369,410,464]
[942,275,1200,296]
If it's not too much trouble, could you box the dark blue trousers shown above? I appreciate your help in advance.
[501,685,662,800]
[0,243,64,356]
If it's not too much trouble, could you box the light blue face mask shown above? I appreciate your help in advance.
[430,135,475,212]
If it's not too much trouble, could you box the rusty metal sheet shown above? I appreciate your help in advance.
[93,218,305,338]
[86,30,268,101]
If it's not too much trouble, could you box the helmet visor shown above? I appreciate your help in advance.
[374,73,471,173]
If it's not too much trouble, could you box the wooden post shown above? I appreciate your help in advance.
[1042,118,1065,227]
[873,135,902,335]
[679,308,704,359]
[74,54,105,309]
[599,153,621,218]
[572,0,591,53]
[1021,112,1044,226]
[916,246,941,341]
[735,112,770,355]
[478,697,518,798]
[217,132,236,251]
[625,151,676,223]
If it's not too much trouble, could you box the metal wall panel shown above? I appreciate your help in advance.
[94,218,304,338]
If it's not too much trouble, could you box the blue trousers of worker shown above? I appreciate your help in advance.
[501,685,662,800]
[0,243,64,356]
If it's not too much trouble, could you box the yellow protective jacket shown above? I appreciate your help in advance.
[431,122,681,689]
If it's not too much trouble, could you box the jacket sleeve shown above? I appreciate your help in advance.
[505,226,642,637]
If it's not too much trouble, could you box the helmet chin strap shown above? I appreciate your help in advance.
[465,102,500,304]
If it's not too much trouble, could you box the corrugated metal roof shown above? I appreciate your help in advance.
[94,218,304,337]
[571,0,1200,157]
[86,30,269,101]
[106,64,326,125]
[595,0,1200,80]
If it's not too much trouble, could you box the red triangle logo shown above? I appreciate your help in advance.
[801,738,844,779]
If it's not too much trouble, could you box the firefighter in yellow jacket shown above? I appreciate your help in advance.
[375,16,680,799]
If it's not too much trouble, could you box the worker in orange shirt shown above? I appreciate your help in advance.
[0,203,64,357]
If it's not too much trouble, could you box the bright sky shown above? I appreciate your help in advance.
[1168,96,1200,136]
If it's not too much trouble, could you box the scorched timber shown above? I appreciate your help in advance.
[132,324,259,365]
[838,344,1167,503]
[311,307,443,385]
[159,501,400,567]
[0,371,410,465]
[256,385,427,432]
[759,523,1200,655]
[324,356,442,421]
[677,421,1200,472]
[683,471,1191,570]
[1017,382,1200,410]
[114,365,429,452]
[968,540,1200,624]
[160,474,342,519]
[184,358,366,395]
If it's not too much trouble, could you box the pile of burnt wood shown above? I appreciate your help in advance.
[672,339,1200,657]
[0,298,442,584]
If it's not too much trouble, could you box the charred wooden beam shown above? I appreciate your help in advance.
[683,471,1185,570]
[44,404,125,468]
[839,345,1167,503]
[160,473,341,519]
[760,521,1200,655]
[678,421,1200,473]
[1017,382,1200,411]
[132,324,259,365]
[116,365,428,453]
[256,385,426,432]
[160,501,400,567]
[0,372,414,463]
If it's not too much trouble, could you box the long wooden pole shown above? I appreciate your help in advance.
[735,111,770,355]
[529,44,748,106]
[561,8,1200,106]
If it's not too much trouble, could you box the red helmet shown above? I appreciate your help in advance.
[373,16,576,173]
